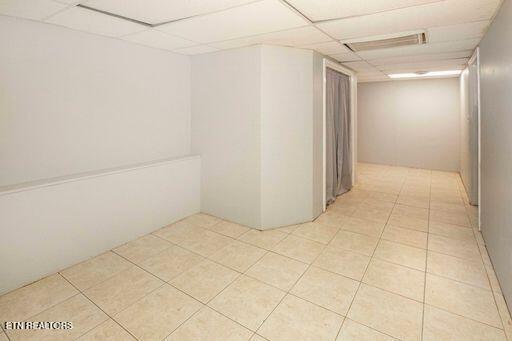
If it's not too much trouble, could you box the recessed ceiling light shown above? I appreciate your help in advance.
[388,70,462,79]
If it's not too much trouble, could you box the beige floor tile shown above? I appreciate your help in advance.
[208,275,285,331]
[78,319,136,340]
[397,195,430,209]
[367,191,398,203]
[387,214,429,232]
[7,294,107,341]
[292,222,339,244]
[423,304,506,341]
[209,240,266,272]
[154,220,200,240]
[313,246,370,280]
[429,200,467,213]
[341,217,385,237]
[155,223,233,257]
[425,274,502,328]
[114,284,202,341]
[352,206,391,223]
[315,211,351,229]
[139,244,204,281]
[362,259,425,302]
[113,234,173,264]
[495,293,512,341]
[250,334,267,341]
[329,203,360,217]
[272,235,325,263]
[84,266,163,315]
[374,240,426,271]
[428,234,481,260]
[360,198,395,211]
[430,209,471,227]
[246,253,307,291]
[238,229,287,250]
[204,220,250,238]
[427,251,489,289]
[168,307,253,341]
[329,230,379,256]
[258,295,344,341]
[61,252,132,291]
[428,221,474,241]
[181,213,221,228]
[392,204,429,220]
[337,319,397,340]
[382,225,427,249]
[291,266,359,315]
[430,193,464,205]
[348,284,423,341]
[170,259,239,303]
[276,224,298,234]
[0,274,78,323]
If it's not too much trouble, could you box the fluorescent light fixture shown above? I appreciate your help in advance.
[388,70,462,79]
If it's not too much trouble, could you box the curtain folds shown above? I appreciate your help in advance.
[325,68,352,205]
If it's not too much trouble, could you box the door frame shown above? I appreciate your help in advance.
[322,59,358,212]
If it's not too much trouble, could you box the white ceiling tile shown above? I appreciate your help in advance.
[54,0,81,4]
[370,50,473,65]
[359,78,390,83]
[342,61,380,72]
[343,60,375,71]
[82,0,254,25]
[382,64,466,74]
[357,71,388,77]
[211,26,330,50]
[301,41,349,55]
[427,20,490,43]
[122,29,196,51]
[317,0,501,40]
[157,0,307,43]
[286,0,439,22]
[358,38,481,60]
[330,52,362,62]
[377,58,469,71]
[46,6,147,37]
[174,45,218,55]
[0,0,66,20]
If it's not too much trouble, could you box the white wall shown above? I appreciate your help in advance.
[192,45,323,229]
[479,0,512,307]
[0,157,200,295]
[260,46,319,227]
[191,46,262,228]
[0,16,191,187]
[358,78,460,171]
[0,17,200,294]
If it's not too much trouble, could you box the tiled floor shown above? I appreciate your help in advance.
[1,163,511,340]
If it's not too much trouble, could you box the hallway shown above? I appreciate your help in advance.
[0,163,510,340]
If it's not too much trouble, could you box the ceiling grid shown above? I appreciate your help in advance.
[0,0,503,81]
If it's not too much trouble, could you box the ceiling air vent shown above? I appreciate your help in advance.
[344,33,426,52]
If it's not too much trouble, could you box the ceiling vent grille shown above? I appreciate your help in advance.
[344,33,426,52]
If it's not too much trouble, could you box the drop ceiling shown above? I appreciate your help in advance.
[0,0,503,82]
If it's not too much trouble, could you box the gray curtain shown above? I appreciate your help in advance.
[326,68,352,205]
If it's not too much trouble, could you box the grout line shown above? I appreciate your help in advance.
[335,174,407,340]
[420,168,432,341]
[57,275,142,341]
[243,222,353,336]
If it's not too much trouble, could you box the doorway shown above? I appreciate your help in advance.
[460,48,481,228]
[322,59,357,211]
